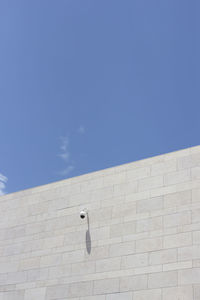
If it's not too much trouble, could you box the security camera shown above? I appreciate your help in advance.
[80,209,87,219]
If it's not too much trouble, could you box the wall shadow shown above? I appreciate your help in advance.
[86,214,91,254]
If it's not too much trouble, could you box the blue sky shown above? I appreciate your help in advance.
[0,0,199,194]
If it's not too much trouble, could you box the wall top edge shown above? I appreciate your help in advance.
[1,144,200,200]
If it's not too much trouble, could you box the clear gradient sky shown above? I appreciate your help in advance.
[0,0,199,195]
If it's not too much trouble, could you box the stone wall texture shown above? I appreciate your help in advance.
[1,145,200,300]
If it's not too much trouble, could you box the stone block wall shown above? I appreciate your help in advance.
[0,145,200,299]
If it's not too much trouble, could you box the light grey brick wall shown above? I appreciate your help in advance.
[0,145,200,300]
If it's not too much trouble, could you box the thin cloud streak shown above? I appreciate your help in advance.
[58,136,74,176]
[0,173,8,196]
[58,152,70,163]
[58,136,70,162]
[59,165,75,176]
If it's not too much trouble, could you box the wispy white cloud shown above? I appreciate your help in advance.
[58,152,70,163]
[59,136,69,152]
[59,165,75,176]
[78,125,85,134]
[0,173,8,196]
[57,136,70,162]
[58,136,74,176]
